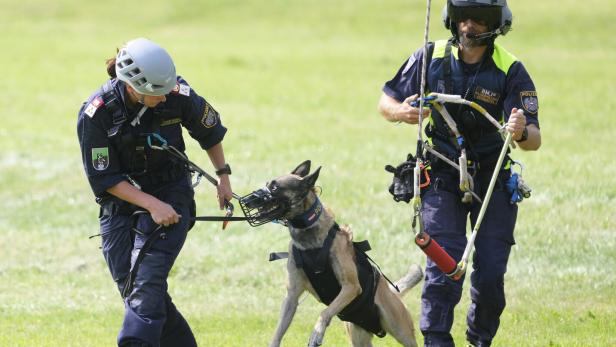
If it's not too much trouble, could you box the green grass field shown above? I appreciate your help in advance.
[1,0,615,346]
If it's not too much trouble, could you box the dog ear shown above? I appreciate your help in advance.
[291,160,311,177]
[302,166,321,188]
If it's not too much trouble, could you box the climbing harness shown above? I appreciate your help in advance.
[412,92,510,203]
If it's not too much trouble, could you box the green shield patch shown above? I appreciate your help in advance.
[92,147,109,171]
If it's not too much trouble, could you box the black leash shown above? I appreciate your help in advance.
[191,215,249,222]
[122,224,164,298]
[121,213,250,298]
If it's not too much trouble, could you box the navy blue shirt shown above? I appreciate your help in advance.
[383,40,539,160]
[77,77,227,198]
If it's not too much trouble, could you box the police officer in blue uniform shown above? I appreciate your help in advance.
[378,1,541,346]
[77,38,233,347]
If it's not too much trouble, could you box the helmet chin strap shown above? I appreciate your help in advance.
[125,86,149,126]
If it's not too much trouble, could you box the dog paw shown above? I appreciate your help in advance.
[307,330,324,347]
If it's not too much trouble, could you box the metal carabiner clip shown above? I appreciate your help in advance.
[222,200,234,230]
[146,133,168,150]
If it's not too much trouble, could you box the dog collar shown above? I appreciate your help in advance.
[288,197,323,229]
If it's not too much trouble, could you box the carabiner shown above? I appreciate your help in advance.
[410,94,438,108]
[147,133,168,150]
[222,200,234,230]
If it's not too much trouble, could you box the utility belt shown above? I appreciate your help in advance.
[428,148,512,193]
[429,169,511,197]
[385,151,514,203]
[97,165,189,217]
[98,197,139,217]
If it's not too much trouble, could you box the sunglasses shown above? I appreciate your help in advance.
[448,5,501,27]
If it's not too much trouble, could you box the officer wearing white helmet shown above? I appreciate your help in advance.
[379,1,541,346]
[77,38,233,346]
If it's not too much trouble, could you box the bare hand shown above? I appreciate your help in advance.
[507,108,526,140]
[217,175,233,210]
[148,200,181,227]
[393,94,431,124]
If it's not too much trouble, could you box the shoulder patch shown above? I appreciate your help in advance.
[201,102,219,128]
[84,97,104,118]
[520,91,538,114]
[91,147,109,171]
[171,83,191,97]
[179,84,190,96]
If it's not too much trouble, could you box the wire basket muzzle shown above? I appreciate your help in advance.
[238,188,289,227]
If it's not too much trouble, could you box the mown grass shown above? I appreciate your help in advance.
[0,0,615,346]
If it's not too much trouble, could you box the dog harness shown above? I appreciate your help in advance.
[273,223,386,337]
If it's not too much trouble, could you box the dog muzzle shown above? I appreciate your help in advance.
[239,187,290,227]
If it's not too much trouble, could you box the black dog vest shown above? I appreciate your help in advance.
[290,224,386,337]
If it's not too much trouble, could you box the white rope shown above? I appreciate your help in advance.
[423,144,482,203]
[409,0,433,237]
[417,0,432,141]
[412,0,433,204]
[458,131,513,271]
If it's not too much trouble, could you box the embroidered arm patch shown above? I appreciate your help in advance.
[520,91,538,114]
[201,102,219,128]
[91,147,109,171]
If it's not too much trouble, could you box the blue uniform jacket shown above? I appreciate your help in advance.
[384,40,540,162]
[77,77,227,199]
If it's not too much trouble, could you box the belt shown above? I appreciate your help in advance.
[99,199,139,217]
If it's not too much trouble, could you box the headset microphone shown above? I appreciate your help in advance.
[465,28,502,40]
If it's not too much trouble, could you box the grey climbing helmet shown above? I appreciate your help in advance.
[442,0,512,40]
[115,38,177,96]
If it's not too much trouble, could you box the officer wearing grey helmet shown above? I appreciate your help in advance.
[77,38,233,346]
[379,1,541,346]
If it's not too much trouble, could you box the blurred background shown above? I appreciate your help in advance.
[0,0,614,345]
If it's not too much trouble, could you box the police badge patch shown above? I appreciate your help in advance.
[520,91,538,114]
[92,147,109,171]
[201,102,219,128]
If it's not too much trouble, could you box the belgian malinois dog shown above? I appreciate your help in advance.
[243,161,422,346]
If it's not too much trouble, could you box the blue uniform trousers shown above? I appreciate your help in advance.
[99,182,197,347]
[419,175,517,347]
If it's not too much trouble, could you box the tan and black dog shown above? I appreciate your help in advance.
[244,161,422,347]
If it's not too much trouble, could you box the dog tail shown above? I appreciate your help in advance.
[393,264,423,297]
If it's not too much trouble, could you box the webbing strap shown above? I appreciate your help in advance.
[444,38,453,94]
[315,224,340,272]
[121,225,164,298]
